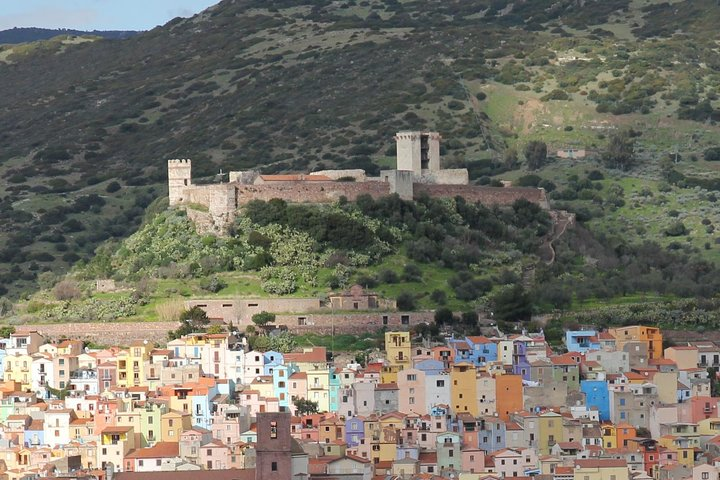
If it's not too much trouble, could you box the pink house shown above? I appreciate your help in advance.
[463,448,486,474]
[199,439,230,470]
[677,396,720,423]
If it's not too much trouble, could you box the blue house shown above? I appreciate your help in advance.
[581,380,610,421]
[345,416,365,447]
[449,339,472,364]
[565,330,600,353]
[329,367,341,413]
[415,359,445,374]
[272,364,298,411]
[477,416,506,452]
[465,336,498,366]
[263,351,284,376]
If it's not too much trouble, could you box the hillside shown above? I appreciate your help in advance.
[1,0,720,297]
[0,28,137,44]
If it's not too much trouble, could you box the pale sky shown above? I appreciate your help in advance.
[0,0,221,31]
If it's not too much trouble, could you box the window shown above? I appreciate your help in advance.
[401,315,409,325]
[702,473,709,480]
[437,380,445,387]
[449,450,454,457]
[156,460,161,467]
[139,460,144,467]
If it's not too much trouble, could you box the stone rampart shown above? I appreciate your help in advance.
[16,322,180,345]
[234,181,391,205]
[415,184,550,209]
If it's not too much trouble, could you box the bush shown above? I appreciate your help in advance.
[106,181,121,193]
[396,292,416,311]
[665,221,688,237]
[705,147,720,161]
[53,280,81,301]
[403,264,423,282]
[378,269,399,284]
[430,289,447,305]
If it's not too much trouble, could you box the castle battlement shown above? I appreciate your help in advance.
[167,158,192,164]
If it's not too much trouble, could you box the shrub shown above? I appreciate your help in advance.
[665,221,688,237]
[378,269,399,284]
[396,292,416,311]
[53,280,81,301]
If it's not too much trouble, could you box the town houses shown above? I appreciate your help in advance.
[0,324,719,480]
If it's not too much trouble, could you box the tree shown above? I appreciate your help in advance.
[492,284,533,321]
[434,307,454,325]
[252,311,276,328]
[169,306,210,340]
[524,141,548,170]
[206,325,226,334]
[461,311,479,326]
[602,130,636,170]
[396,292,416,311]
[294,398,320,416]
[0,325,15,338]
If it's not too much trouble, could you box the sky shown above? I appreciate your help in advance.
[0,0,221,31]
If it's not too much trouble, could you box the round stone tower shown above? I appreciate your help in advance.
[167,159,192,206]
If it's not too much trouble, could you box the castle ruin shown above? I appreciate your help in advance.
[168,131,550,232]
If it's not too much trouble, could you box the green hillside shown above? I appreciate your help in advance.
[1,0,720,297]
[6,194,720,335]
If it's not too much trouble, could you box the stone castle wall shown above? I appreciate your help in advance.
[16,322,180,345]
[234,181,391,205]
[415,184,550,209]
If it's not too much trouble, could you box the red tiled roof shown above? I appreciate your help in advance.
[126,442,180,459]
[576,459,627,468]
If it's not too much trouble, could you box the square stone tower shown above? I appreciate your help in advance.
[395,131,441,175]
[167,159,192,206]
[255,411,292,480]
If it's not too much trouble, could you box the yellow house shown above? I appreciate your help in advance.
[161,411,192,442]
[385,332,411,368]
[3,354,34,392]
[306,368,331,412]
[698,417,720,436]
[450,363,479,416]
[664,346,699,370]
[658,435,697,467]
[98,425,135,472]
[653,371,679,405]
[116,341,152,388]
[538,411,564,455]
[573,459,629,480]
[69,418,95,442]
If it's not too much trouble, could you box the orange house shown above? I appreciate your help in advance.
[495,374,523,421]
[609,326,663,360]
[432,346,454,367]
[616,423,637,448]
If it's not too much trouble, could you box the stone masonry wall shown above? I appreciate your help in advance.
[234,181,391,205]
[16,322,180,346]
[14,311,433,344]
[415,184,550,209]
